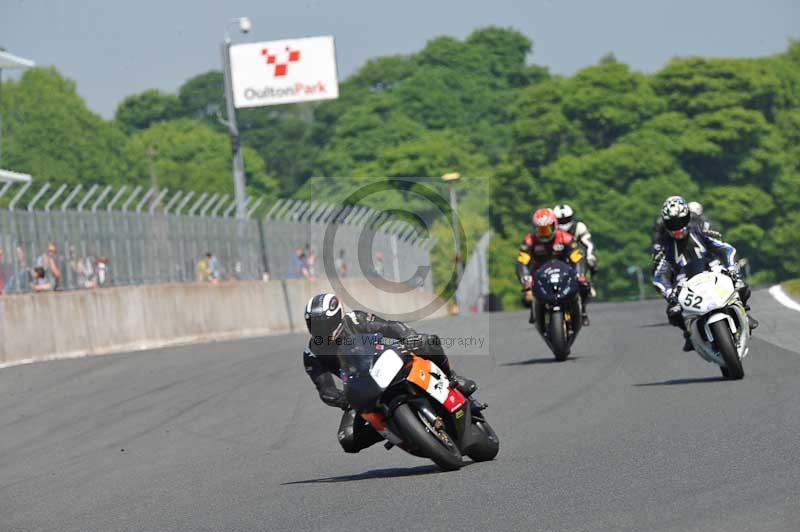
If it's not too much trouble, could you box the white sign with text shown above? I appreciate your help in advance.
[230,36,339,108]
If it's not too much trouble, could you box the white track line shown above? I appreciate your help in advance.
[768,285,800,313]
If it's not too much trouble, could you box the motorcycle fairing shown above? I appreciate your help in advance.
[406,357,466,413]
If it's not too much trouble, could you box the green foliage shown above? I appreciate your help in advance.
[783,278,800,299]
[115,89,180,134]
[125,119,278,197]
[177,71,225,121]
[4,28,800,304]
[1,68,131,186]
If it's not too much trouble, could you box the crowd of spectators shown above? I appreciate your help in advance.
[0,242,110,294]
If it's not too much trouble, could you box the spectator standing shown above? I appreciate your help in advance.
[6,246,30,293]
[96,256,110,287]
[288,247,305,279]
[305,247,317,280]
[195,254,209,282]
[36,243,62,290]
[334,249,348,278]
[80,255,97,288]
[0,247,6,294]
[206,252,221,284]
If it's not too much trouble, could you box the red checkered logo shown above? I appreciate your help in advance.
[260,47,301,77]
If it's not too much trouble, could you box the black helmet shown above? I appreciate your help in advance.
[661,196,690,239]
[305,293,344,339]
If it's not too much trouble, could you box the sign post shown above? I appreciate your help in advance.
[222,34,339,220]
[221,40,248,220]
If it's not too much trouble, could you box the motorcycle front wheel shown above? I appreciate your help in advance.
[393,404,463,471]
[548,311,570,361]
[466,419,499,462]
[711,320,744,380]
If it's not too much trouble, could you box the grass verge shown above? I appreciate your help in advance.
[782,279,800,300]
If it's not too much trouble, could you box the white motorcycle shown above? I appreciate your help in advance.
[676,260,750,380]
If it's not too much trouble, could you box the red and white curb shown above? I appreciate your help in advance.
[768,285,800,313]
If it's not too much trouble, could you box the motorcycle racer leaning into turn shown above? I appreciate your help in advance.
[302,293,482,454]
[516,208,592,326]
[652,196,758,352]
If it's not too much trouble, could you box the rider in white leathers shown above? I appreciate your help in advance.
[553,204,596,272]
[554,204,597,297]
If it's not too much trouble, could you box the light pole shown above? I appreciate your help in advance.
[442,172,462,313]
[220,17,251,220]
[627,265,645,301]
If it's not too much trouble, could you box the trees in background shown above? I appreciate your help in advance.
[2,30,798,303]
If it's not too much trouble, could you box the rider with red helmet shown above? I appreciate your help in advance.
[516,208,591,325]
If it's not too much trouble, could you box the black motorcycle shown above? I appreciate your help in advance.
[340,334,499,471]
[532,259,583,361]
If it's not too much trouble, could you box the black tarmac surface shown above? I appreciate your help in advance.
[1,292,799,532]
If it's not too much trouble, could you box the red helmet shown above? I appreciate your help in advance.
[532,208,558,242]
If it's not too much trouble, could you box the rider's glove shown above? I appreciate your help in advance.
[520,275,533,289]
[728,268,746,290]
[665,288,679,305]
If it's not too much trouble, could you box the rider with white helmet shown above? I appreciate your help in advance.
[553,204,597,273]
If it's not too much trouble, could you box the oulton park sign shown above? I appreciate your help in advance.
[230,35,339,108]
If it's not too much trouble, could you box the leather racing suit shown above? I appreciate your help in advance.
[303,310,473,453]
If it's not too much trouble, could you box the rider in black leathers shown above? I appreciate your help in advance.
[302,292,479,453]
[650,199,719,273]
[652,197,757,351]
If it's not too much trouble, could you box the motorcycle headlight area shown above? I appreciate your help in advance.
[369,349,404,388]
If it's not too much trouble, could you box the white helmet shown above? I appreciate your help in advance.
[553,204,575,232]
[688,201,703,217]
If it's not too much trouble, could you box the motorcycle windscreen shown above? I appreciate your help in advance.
[338,334,384,410]
[533,259,578,303]
[680,257,714,280]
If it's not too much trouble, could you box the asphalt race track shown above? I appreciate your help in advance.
[2,291,799,532]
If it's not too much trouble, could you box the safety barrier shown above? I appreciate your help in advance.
[0,278,448,367]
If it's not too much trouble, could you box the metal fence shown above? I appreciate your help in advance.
[0,182,436,294]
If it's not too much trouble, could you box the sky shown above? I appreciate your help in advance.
[1,0,798,118]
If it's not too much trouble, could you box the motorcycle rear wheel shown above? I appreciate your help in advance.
[393,404,463,471]
[711,320,744,380]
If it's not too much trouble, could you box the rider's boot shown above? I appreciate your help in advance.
[748,314,759,331]
[529,307,536,324]
[581,312,590,327]
[682,330,694,352]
